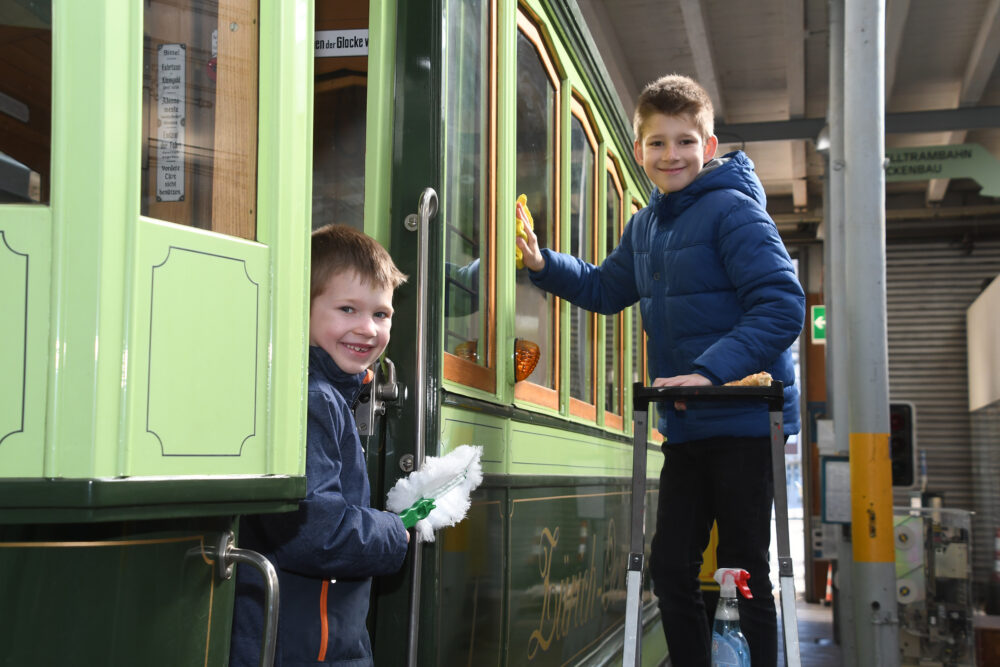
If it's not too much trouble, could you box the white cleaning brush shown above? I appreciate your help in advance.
[386,445,484,542]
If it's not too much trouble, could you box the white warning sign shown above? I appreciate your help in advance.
[157,43,186,202]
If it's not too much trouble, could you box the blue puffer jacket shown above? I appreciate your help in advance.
[230,347,409,667]
[530,151,804,443]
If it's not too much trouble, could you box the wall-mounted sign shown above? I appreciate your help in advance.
[821,455,851,524]
[811,304,826,345]
[156,43,185,202]
[314,29,369,58]
[886,143,1000,197]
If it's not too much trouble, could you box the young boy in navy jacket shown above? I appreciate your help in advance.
[230,224,410,666]
[517,74,805,667]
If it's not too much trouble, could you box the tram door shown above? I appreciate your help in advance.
[312,0,368,231]
[311,1,420,663]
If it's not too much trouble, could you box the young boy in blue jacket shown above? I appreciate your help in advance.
[230,224,410,666]
[518,74,805,667]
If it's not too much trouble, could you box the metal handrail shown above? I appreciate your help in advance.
[205,532,280,667]
[405,187,438,667]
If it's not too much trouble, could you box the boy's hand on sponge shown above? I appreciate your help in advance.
[515,195,545,272]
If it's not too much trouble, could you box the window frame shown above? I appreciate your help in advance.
[565,94,600,422]
[140,0,260,240]
[627,196,661,441]
[441,0,498,394]
[512,7,562,411]
[602,154,625,429]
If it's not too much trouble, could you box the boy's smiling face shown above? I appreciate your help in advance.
[634,112,718,194]
[309,270,393,375]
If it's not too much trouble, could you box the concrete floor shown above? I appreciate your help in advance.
[780,599,841,667]
[774,514,843,667]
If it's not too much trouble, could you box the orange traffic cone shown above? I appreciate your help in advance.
[823,562,833,606]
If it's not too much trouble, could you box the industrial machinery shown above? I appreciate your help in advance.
[895,507,975,666]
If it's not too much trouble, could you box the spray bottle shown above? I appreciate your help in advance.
[711,568,752,667]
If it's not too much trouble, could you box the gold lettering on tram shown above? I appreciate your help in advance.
[526,520,628,660]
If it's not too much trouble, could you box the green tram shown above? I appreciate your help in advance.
[1,0,670,664]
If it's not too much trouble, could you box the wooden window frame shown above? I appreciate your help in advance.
[143,0,259,239]
[628,197,662,441]
[442,0,498,394]
[513,7,561,411]
[603,155,625,430]
[566,95,599,422]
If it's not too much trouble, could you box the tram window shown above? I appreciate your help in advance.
[567,109,596,417]
[140,0,260,240]
[629,201,643,395]
[442,0,494,390]
[312,0,368,232]
[604,165,624,425]
[513,21,559,406]
[0,2,51,204]
[629,198,661,441]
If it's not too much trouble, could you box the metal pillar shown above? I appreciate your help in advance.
[842,0,899,665]
[824,0,857,664]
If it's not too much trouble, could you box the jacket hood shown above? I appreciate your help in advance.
[648,150,766,216]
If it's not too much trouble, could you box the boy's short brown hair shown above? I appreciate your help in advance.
[311,224,408,301]
[632,74,715,142]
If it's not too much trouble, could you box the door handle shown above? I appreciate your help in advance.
[354,357,405,436]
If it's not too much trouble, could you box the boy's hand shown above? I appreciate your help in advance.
[515,196,545,272]
[652,373,712,410]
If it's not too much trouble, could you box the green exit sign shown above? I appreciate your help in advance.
[811,305,826,344]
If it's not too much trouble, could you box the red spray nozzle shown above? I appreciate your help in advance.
[713,568,753,600]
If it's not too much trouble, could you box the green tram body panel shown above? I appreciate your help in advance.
[0,520,239,666]
[432,404,665,665]
[0,0,313,520]
[0,1,314,661]
[430,478,660,666]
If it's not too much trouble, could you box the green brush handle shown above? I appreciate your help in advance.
[400,497,436,529]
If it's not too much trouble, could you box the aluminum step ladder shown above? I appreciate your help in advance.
[622,381,801,667]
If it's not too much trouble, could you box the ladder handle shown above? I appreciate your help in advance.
[632,381,784,412]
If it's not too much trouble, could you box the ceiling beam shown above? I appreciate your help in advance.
[961,0,1000,103]
[925,0,1000,202]
[678,0,726,121]
[715,105,1000,143]
[783,0,807,208]
[784,0,806,118]
[884,0,911,101]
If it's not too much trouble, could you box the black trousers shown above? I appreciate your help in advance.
[649,436,778,667]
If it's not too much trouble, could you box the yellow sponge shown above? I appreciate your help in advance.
[515,194,533,269]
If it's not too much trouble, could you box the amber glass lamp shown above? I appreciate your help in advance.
[513,339,540,382]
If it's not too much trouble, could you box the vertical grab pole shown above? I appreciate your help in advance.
[623,383,649,667]
[768,398,802,667]
[405,187,437,667]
